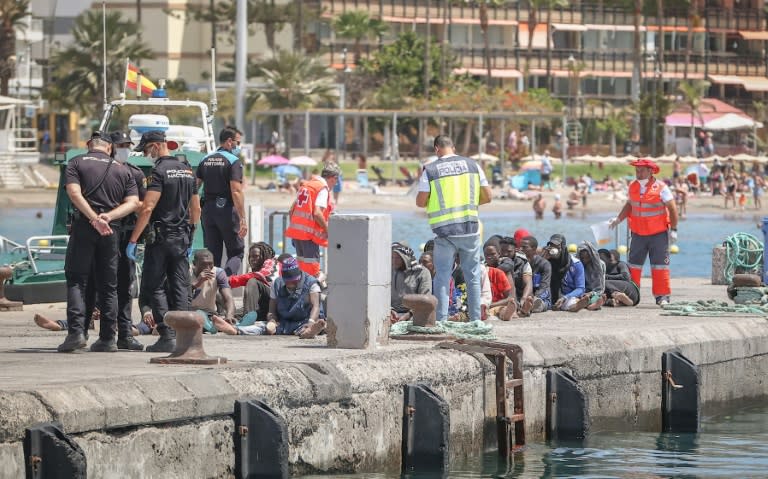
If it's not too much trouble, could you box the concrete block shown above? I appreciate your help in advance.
[327,214,391,286]
[134,377,197,423]
[292,362,352,403]
[327,284,390,349]
[86,381,153,428]
[33,386,106,434]
[0,391,53,442]
[175,372,237,417]
[0,442,23,479]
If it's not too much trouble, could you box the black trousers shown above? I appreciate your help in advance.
[202,202,244,276]
[65,219,120,339]
[141,232,191,330]
[116,228,137,338]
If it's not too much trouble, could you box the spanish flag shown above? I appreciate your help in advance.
[124,61,157,96]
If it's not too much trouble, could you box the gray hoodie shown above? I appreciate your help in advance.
[391,245,433,313]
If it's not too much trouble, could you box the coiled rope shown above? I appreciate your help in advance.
[723,233,763,284]
[390,320,496,340]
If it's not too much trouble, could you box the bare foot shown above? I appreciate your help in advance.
[212,315,239,335]
[34,314,62,331]
[266,319,277,335]
[587,295,605,311]
[299,319,326,339]
[520,296,534,317]
[131,325,140,336]
[568,295,590,312]
[91,308,100,322]
[612,291,634,306]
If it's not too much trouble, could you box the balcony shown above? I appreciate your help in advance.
[15,15,44,43]
[9,63,44,93]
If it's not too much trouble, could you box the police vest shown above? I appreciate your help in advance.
[628,178,670,236]
[285,177,330,246]
[423,156,481,236]
[200,149,240,200]
[275,274,318,322]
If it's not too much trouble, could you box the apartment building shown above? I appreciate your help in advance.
[315,0,768,116]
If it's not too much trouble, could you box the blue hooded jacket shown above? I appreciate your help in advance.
[560,255,585,299]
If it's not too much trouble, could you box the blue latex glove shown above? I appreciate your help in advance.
[186,247,193,259]
[126,242,137,261]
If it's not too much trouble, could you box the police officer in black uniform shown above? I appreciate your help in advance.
[196,126,247,275]
[58,131,139,353]
[127,130,200,353]
[110,130,146,350]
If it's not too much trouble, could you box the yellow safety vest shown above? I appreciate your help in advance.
[424,156,481,236]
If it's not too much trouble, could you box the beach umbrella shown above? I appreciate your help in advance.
[470,152,499,162]
[288,155,317,166]
[258,154,289,166]
[274,164,303,177]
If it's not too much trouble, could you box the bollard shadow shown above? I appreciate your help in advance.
[14,347,77,353]
[654,432,700,479]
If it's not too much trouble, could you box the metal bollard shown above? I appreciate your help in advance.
[149,311,227,365]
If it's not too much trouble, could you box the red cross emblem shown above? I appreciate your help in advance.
[296,188,310,207]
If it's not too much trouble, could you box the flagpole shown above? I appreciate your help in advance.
[137,72,142,99]
[102,1,108,110]
[123,57,129,98]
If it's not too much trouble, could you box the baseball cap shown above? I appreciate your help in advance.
[321,162,342,178]
[109,130,133,146]
[280,256,302,281]
[87,130,113,144]
[133,130,180,152]
[629,158,660,174]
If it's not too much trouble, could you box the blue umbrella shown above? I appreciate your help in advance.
[274,164,303,177]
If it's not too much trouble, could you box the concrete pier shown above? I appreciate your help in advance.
[1,278,767,477]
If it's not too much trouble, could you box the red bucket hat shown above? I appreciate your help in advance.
[629,158,660,174]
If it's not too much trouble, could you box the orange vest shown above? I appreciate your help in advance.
[628,178,670,235]
[285,177,331,246]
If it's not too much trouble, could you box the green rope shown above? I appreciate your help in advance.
[723,232,763,284]
[390,320,496,340]
[661,299,768,317]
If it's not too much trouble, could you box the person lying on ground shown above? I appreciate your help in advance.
[214,256,325,338]
[34,308,155,337]
[391,242,432,322]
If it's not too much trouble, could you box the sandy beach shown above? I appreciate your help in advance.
[2,174,766,219]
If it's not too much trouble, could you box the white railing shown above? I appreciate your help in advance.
[24,235,69,274]
[0,235,22,254]
[12,128,38,152]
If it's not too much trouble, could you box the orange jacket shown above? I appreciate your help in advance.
[628,178,670,236]
[285,177,331,246]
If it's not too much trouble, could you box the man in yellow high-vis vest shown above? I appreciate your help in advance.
[416,135,492,322]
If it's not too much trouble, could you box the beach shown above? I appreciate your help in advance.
[2,167,766,218]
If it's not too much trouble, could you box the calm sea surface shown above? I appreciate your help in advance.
[298,400,768,478]
[1,207,765,278]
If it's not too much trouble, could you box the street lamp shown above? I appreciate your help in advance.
[567,54,576,121]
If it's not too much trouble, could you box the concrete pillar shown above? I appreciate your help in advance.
[325,214,391,349]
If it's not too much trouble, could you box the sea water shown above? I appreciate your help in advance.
[298,400,768,478]
[1,207,764,278]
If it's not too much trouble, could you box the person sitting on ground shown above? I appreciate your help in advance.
[545,234,585,311]
[213,256,325,338]
[190,249,237,333]
[552,194,562,219]
[479,244,516,321]
[391,242,432,322]
[569,241,606,312]
[599,249,640,307]
[496,236,533,316]
[229,242,277,322]
[518,236,552,314]
[533,193,546,219]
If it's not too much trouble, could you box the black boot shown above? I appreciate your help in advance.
[146,326,176,353]
[90,337,117,352]
[117,336,144,351]
[57,333,87,353]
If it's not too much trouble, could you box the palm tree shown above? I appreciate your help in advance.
[252,50,338,154]
[544,0,569,92]
[683,0,704,80]
[333,10,388,64]
[596,106,631,156]
[462,0,505,87]
[0,0,30,96]
[677,79,710,155]
[44,10,153,117]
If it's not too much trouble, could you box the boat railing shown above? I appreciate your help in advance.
[23,235,69,274]
[0,235,22,254]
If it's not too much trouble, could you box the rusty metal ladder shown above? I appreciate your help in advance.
[438,339,525,457]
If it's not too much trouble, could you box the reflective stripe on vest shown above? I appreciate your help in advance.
[284,177,330,246]
[424,156,481,236]
[627,178,669,236]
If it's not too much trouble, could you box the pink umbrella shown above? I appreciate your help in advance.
[257,154,289,166]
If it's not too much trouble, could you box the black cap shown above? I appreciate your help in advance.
[109,131,133,146]
[88,130,113,144]
[133,130,178,152]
